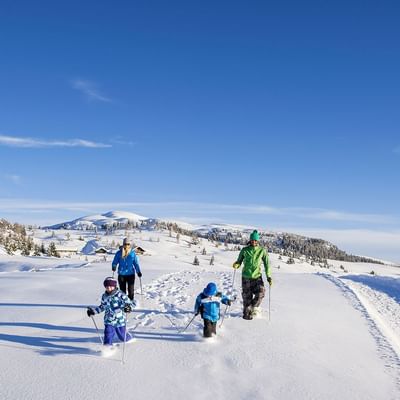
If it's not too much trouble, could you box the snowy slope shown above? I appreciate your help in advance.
[46,210,148,230]
[0,229,399,400]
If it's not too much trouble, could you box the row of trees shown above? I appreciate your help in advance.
[268,234,383,264]
[0,219,60,257]
[136,221,384,264]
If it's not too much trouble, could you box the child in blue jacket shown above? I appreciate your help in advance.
[194,282,233,338]
[87,277,136,347]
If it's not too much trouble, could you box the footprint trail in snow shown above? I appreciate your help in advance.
[128,269,239,337]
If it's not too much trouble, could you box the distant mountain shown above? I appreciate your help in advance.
[46,211,383,265]
[45,210,149,230]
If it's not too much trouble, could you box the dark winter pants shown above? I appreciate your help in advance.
[104,324,132,345]
[203,319,217,338]
[118,274,135,300]
[242,277,265,317]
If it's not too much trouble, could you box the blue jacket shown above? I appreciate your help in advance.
[194,292,231,323]
[112,249,141,276]
[93,289,136,327]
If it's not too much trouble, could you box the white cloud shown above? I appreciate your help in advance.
[167,203,397,225]
[71,79,112,103]
[110,139,136,146]
[0,199,397,227]
[0,199,395,222]
[3,174,21,184]
[293,208,396,225]
[0,135,111,148]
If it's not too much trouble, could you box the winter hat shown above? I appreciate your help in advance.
[103,277,118,288]
[122,238,130,246]
[249,230,260,241]
[203,282,217,297]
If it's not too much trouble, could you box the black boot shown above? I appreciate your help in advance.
[243,312,253,320]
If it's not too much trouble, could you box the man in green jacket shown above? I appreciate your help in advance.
[233,230,272,320]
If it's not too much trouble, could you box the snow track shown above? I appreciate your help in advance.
[129,269,238,335]
[320,273,400,386]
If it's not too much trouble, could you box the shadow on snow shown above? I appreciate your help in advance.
[340,274,400,303]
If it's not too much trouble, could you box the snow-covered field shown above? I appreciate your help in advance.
[1,228,399,400]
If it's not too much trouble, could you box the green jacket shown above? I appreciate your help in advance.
[236,245,271,279]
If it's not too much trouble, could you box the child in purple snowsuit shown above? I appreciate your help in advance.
[87,277,136,346]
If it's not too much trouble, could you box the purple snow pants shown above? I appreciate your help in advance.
[104,324,132,345]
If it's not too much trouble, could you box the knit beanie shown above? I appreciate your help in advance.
[103,277,118,288]
[249,230,260,241]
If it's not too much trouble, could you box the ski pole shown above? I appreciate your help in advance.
[178,313,197,333]
[90,316,103,345]
[268,285,271,322]
[231,268,237,292]
[139,277,143,297]
[122,315,128,364]
[219,304,229,328]
[220,269,237,328]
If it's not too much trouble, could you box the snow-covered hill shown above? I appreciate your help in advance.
[46,210,148,230]
[44,210,388,265]
[0,227,399,399]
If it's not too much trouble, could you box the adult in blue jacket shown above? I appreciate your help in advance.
[112,238,142,300]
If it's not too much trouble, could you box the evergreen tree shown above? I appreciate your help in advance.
[21,242,30,256]
[33,244,41,256]
[47,242,60,258]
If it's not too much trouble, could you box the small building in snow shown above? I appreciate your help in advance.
[55,248,79,257]
[95,247,110,254]
[134,246,146,255]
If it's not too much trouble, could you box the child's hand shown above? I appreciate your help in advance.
[87,307,95,317]
[124,305,132,313]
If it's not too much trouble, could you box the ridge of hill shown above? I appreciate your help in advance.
[44,211,385,265]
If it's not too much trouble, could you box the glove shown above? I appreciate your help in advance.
[137,272,142,278]
[87,307,95,317]
[226,300,232,306]
[267,277,272,286]
[124,305,132,313]
[231,295,237,302]
[233,262,241,269]
[195,311,199,316]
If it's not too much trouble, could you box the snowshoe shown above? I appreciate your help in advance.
[251,307,262,318]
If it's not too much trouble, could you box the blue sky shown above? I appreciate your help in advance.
[1,1,399,262]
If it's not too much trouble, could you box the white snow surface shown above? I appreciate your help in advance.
[1,229,399,400]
